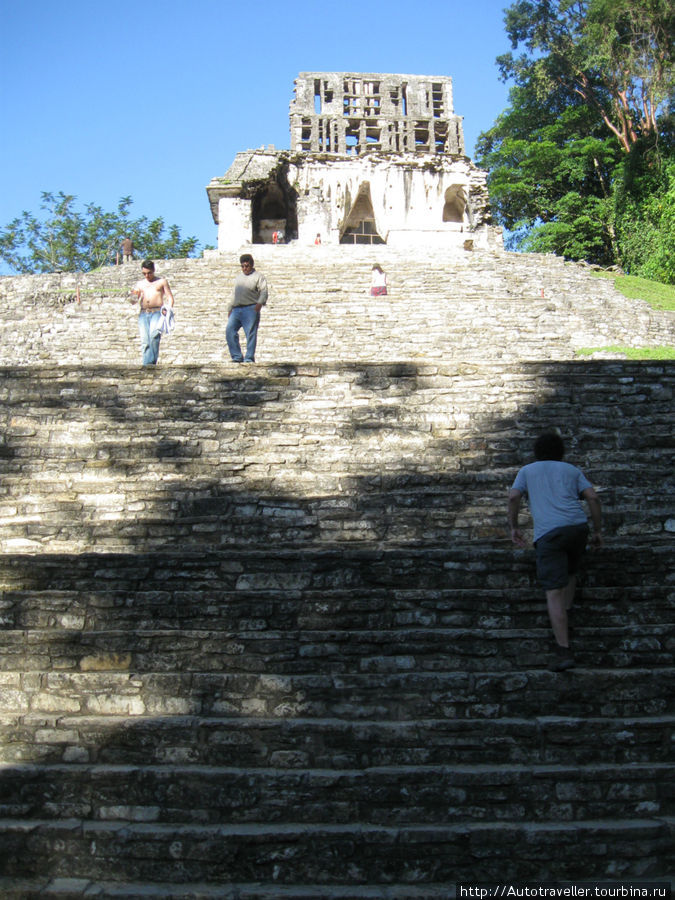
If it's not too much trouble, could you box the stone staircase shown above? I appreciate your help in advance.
[1,245,672,366]
[0,248,673,896]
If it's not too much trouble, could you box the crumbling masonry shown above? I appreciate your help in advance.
[207,72,500,250]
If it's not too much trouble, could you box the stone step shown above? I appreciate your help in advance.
[1,471,670,504]
[0,570,671,643]
[0,878,492,899]
[0,305,576,362]
[3,359,672,392]
[1,762,672,824]
[1,818,672,883]
[0,545,670,591]
[5,516,671,555]
[2,585,673,631]
[4,669,674,719]
[0,265,624,303]
[2,453,671,483]
[0,499,670,552]
[4,714,673,767]
[2,625,672,674]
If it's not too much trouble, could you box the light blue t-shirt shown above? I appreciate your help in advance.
[511,460,592,541]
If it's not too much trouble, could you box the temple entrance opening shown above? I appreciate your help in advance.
[443,185,466,223]
[253,183,286,243]
[252,181,298,243]
[340,184,385,244]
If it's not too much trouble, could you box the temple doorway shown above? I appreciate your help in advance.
[340,183,385,244]
[252,179,298,243]
[442,185,466,223]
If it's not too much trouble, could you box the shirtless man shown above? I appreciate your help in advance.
[131,259,175,365]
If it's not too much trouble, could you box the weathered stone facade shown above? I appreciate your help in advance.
[290,73,464,156]
[207,72,497,250]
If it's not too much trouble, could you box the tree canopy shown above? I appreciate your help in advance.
[0,192,200,275]
[477,0,675,281]
[499,0,674,152]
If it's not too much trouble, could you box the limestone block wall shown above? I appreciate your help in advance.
[0,360,673,557]
[209,150,494,248]
[289,153,491,246]
[216,197,252,251]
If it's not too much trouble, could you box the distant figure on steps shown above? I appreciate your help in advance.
[226,254,268,364]
[507,430,603,671]
[121,236,134,263]
[370,264,387,296]
[130,260,175,366]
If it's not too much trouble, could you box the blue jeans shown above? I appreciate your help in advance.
[226,305,260,362]
[138,310,163,365]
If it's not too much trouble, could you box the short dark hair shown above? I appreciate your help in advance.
[141,259,155,271]
[534,431,565,461]
[240,254,254,266]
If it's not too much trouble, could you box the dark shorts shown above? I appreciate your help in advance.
[535,524,589,590]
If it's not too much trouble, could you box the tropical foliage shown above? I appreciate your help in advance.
[0,192,199,274]
[476,0,675,282]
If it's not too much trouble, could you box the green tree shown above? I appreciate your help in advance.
[0,192,200,274]
[614,149,675,283]
[584,0,674,150]
[477,0,674,278]
[499,0,674,152]
[476,84,622,264]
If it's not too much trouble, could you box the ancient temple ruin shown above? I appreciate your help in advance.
[207,72,499,250]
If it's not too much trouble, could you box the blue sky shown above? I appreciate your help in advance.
[0,0,513,256]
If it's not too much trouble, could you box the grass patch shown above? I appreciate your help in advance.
[594,271,675,311]
[576,346,675,359]
[585,272,674,358]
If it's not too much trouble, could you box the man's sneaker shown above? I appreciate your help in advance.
[549,645,575,671]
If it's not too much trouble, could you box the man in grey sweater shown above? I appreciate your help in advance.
[226,254,268,363]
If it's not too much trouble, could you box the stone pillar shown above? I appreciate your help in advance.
[217,198,252,250]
